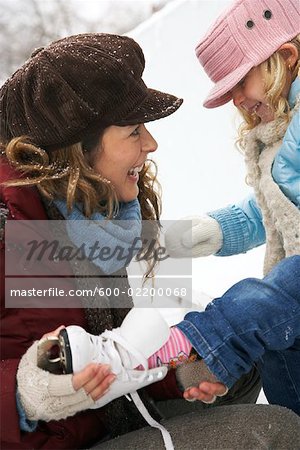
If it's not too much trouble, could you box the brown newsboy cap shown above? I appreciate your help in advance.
[0,33,183,151]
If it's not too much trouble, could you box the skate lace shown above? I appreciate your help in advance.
[99,329,174,450]
[101,329,149,382]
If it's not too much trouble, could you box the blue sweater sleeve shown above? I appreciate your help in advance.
[209,193,266,256]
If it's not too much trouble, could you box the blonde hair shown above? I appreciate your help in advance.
[237,34,300,151]
[1,135,162,277]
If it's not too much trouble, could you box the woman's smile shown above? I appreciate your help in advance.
[127,163,144,183]
[90,124,157,202]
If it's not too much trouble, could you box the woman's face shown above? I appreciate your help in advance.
[90,124,158,202]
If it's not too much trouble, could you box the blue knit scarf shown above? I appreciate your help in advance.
[54,198,142,274]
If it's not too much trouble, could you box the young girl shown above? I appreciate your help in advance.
[166,0,300,272]
[164,0,300,412]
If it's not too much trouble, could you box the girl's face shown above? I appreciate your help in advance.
[90,124,157,202]
[231,66,291,123]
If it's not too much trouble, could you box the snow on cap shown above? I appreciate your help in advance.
[0,33,183,151]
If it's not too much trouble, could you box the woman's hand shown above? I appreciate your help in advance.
[72,363,116,402]
[41,326,116,401]
[17,327,116,422]
[183,381,228,404]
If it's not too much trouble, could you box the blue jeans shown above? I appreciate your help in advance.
[177,255,300,415]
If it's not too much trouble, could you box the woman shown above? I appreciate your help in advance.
[0,32,184,449]
[1,32,298,450]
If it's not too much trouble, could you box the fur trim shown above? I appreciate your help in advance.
[243,100,300,274]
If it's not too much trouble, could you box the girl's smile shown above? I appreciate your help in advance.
[231,66,278,123]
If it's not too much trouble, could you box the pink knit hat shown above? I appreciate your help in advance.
[196,0,300,108]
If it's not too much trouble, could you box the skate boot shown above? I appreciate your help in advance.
[37,308,174,449]
[37,308,170,407]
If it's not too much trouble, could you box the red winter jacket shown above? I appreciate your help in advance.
[0,158,181,449]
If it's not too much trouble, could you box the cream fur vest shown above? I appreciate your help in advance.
[244,102,300,275]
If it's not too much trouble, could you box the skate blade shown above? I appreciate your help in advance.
[37,336,62,373]
[37,331,73,374]
[58,328,73,374]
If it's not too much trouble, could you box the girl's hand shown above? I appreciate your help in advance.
[72,363,116,401]
[183,381,228,404]
[165,215,223,258]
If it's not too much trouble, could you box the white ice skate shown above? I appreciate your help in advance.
[37,308,174,449]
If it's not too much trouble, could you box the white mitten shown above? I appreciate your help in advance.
[17,342,95,422]
[165,216,223,258]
